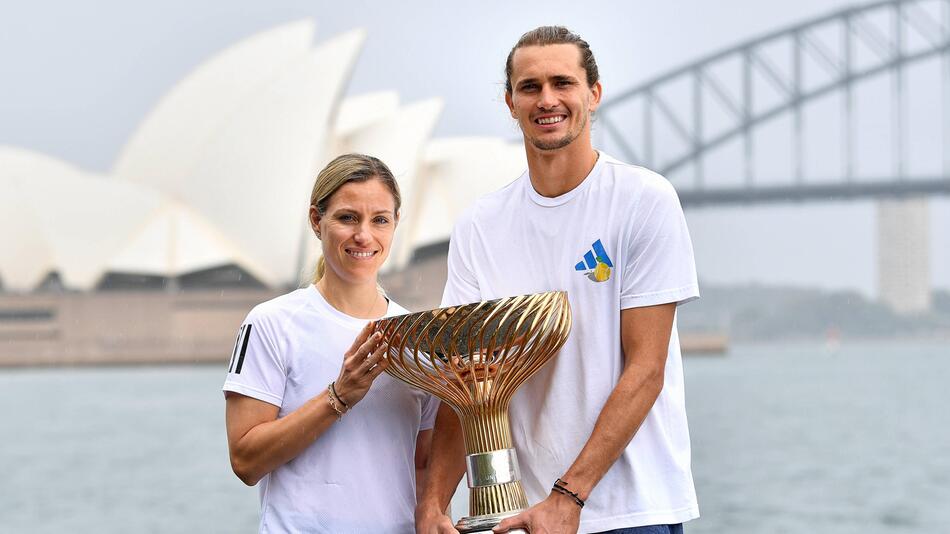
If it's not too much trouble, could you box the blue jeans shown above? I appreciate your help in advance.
[596,524,683,534]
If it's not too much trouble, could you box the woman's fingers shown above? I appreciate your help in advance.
[355,331,383,360]
[361,342,388,371]
[364,343,390,380]
[346,322,376,356]
[345,330,381,368]
[336,324,391,407]
[369,354,389,378]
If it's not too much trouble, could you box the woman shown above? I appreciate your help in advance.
[223,154,437,533]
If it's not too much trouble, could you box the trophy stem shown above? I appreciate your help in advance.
[457,408,529,516]
[458,405,513,453]
[469,481,528,518]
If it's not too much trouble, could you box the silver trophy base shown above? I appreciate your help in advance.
[456,511,527,534]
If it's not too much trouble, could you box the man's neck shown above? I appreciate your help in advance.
[524,138,599,198]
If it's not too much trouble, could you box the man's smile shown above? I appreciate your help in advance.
[535,114,567,126]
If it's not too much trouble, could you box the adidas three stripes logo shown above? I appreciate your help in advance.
[228,324,252,374]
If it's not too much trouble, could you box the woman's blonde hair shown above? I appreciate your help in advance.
[310,153,401,283]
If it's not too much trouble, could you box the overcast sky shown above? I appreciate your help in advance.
[1,0,947,295]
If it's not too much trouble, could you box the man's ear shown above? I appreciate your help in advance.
[589,81,603,112]
[505,91,516,118]
[309,205,321,238]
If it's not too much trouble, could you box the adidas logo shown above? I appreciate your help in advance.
[574,239,613,282]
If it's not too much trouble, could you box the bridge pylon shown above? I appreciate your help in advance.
[877,198,931,313]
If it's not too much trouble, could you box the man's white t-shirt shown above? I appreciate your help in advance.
[222,286,438,534]
[441,152,700,532]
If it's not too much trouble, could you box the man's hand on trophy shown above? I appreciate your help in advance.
[492,493,581,534]
[414,503,459,534]
[334,322,389,407]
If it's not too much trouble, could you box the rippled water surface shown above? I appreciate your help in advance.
[3,341,948,533]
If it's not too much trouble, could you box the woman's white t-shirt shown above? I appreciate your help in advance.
[223,285,438,534]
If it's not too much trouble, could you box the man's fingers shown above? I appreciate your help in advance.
[433,516,460,534]
[492,513,526,533]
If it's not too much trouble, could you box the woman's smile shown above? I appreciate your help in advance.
[345,248,378,259]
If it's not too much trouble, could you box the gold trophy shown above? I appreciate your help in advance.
[374,291,572,534]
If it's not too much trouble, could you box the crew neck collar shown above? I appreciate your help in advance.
[308,284,392,328]
[525,151,603,207]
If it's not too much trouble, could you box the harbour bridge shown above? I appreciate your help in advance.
[596,0,950,313]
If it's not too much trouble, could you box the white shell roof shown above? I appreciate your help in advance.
[338,98,444,269]
[112,20,317,188]
[1,20,531,292]
[0,146,272,290]
[0,153,56,290]
[333,91,401,138]
[409,137,527,250]
[106,201,266,279]
[0,147,165,290]
[113,25,365,286]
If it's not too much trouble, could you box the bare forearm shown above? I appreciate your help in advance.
[416,465,427,502]
[227,324,390,486]
[556,304,676,499]
[561,361,664,499]
[418,403,466,511]
[230,392,338,485]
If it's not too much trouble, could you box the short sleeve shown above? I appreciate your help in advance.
[620,178,700,309]
[419,395,439,431]
[222,308,287,407]
[441,210,482,308]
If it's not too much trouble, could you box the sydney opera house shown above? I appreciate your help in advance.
[0,21,527,365]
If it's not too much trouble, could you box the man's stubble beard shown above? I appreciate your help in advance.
[525,110,588,151]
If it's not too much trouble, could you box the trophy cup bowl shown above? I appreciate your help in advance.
[374,291,572,534]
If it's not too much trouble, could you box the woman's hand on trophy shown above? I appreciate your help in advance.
[334,322,389,407]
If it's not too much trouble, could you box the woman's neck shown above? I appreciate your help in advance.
[315,275,386,319]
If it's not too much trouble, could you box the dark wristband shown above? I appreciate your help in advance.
[329,381,349,409]
[552,478,585,508]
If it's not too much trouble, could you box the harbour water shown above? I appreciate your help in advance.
[2,341,947,533]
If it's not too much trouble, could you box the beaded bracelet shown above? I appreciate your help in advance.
[552,478,585,508]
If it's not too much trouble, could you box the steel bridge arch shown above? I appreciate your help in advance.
[597,0,950,206]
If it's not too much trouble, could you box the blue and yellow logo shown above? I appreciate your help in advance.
[574,239,613,282]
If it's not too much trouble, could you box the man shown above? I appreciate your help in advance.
[416,26,700,534]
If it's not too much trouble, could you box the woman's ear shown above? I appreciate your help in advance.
[309,205,322,239]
